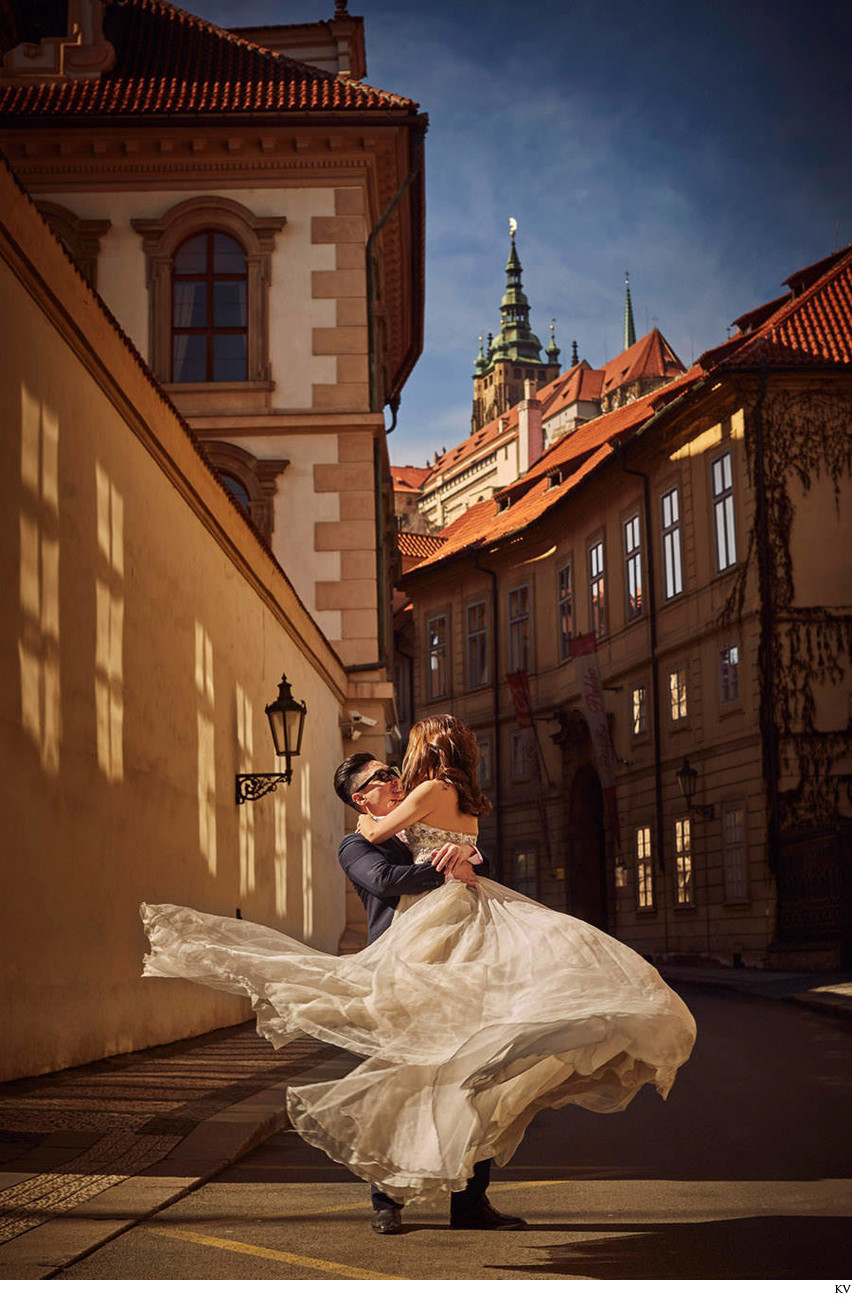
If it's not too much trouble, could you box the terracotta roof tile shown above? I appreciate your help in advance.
[708,245,852,370]
[391,464,430,491]
[0,0,417,119]
[396,531,446,558]
[600,328,684,395]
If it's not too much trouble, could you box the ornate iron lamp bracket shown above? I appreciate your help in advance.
[235,768,292,805]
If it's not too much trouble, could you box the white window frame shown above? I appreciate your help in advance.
[631,683,648,736]
[466,599,489,690]
[635,825,654,910]
[588,539,606,639]
[624,513,643,621]
[508,583,531,672]
[426,613,449,700]
[711,450,737,573]
[661,486,683,599]
[668,667,688,722]
[557,561,573,660]
[720,643,740,704]
[674,816,693,905]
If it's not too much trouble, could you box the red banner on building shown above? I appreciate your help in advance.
[568,633,621,850]
[506,669,534,729]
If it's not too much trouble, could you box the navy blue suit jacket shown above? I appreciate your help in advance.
[339,832,490,945]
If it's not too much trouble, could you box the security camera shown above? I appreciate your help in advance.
[348,710,378,727]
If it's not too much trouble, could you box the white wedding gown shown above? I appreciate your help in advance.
[141,822,696,1204]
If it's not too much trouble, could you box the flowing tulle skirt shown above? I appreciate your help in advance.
[141,878,696,1204]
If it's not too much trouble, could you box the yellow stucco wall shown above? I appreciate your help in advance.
[0,170,348,1081]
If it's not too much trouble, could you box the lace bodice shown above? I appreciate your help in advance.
[405,820,478,864]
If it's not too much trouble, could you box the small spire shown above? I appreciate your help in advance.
[546,319,560,366]
[624,272,636,350]
[572,339,579,366]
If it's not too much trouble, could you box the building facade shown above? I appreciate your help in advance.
[0,0,428,1073]
[403,246,852,971]
[0,0,426,746]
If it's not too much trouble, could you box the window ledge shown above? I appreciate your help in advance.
[165,381,274,416]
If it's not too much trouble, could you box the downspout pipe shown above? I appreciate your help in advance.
[617,444,670,956]
[475,552,503,883]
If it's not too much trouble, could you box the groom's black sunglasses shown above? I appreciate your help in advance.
[353,765,401,795]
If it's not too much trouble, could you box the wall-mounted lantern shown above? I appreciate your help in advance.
[235,674,307,804]
[676,755,715,822]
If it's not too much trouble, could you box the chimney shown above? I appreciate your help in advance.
[517,389,543,475]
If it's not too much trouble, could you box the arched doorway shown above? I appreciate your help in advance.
[565,764,608,931]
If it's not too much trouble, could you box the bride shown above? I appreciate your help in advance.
[141,714,696,1208]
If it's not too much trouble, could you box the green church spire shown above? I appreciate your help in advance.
[624,271,636,350]
[489,219,545,364]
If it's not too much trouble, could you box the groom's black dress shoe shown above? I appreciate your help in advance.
[372,1205,403,1234]
[450,1196,526,1230]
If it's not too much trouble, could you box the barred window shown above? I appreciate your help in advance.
[467,601,489,689]
[589,540,606,638]
[508,585,531,672]
[711,451,737,572]
[669,667,688,721]
[723,806,747,900]
[636,826,654,910]
[427,615,448,700]
[675,817,693,905]
[558,563,573,660]
[632,684,648,736]
[661,486,683,599]
[624,514,643,620]
[720,644,739,703]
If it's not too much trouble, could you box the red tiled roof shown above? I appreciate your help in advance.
[706,244,852,370]
[0,0,417,119]
[391,464,430,492]
[497,363,704,503]
[396,531,446,559]
[421,408,519,492]
[600,328,685,396]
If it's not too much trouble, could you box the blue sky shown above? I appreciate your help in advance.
[192,0,852,465]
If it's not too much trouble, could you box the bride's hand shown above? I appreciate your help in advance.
[356,814,378,841]
[431,844,479,888]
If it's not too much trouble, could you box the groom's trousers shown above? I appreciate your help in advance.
[371,1158,491,1212]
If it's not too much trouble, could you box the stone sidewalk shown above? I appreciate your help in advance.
[0,965,849,1279]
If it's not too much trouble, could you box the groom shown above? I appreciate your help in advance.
[333,752,526,1236]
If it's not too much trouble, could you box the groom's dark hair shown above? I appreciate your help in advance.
[333,752,377,809]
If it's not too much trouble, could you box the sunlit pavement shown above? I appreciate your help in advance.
[51,986,852,1281]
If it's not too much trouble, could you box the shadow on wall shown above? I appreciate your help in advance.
[19,386,61,776]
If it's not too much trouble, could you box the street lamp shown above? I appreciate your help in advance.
[676,755,715,821]
[235,674,307,804]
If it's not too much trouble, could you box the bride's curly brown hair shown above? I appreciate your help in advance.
[401,714,492,817]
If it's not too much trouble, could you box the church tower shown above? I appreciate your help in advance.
[471,221,561,432]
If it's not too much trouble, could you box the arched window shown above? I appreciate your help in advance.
[172,232,248,383]
[132,197,285,403]
[200,441,289,544]
[35,201,110,289]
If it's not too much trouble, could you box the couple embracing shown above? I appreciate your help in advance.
[142,714,696,1236]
